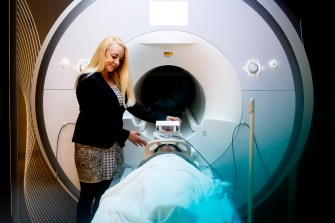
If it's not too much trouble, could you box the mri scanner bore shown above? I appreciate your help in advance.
[140,65,195,117]
[32,0,313,216]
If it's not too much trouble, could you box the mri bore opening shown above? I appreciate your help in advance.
[134,65,206,137]
[140,65,196,117]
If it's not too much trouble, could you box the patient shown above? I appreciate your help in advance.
[154,143,181,153]
[92,143,241,223]
[139,143,199,169]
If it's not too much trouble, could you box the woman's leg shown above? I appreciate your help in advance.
[91,179,112,218]
[77,181,97,223]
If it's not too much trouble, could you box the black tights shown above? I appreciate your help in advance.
[76,180,112,223]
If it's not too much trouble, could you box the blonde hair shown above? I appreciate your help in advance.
[76,36,136,107]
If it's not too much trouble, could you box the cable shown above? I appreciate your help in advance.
[172,121,270,196]
[231,123,242,192]
[172,135,226,182]
[242,123,270,178]
[122,162,135,170]
[56,122,76,177]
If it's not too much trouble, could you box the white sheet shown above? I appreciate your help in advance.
[92,154,241,223]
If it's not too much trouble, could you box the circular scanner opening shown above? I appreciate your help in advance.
[134,65,206,137]
[140,65,196,116]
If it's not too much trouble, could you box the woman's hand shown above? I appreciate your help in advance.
[128,131,147,147]
[166,116,182,124]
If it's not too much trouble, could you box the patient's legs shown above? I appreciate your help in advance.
[77,180,112,223]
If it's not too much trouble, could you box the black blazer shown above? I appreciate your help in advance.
[72,72,167,148]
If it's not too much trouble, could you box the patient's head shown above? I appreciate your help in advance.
[154,144,182,153]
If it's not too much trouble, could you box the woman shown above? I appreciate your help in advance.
[72,36,181,223]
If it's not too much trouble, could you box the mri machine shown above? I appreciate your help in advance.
[32,0,313,216]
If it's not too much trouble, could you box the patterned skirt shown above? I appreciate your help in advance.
[74,142,124,183]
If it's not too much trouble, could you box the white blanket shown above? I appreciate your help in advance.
[92,154,241,223]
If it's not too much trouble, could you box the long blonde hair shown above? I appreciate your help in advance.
[76,36,136,107]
